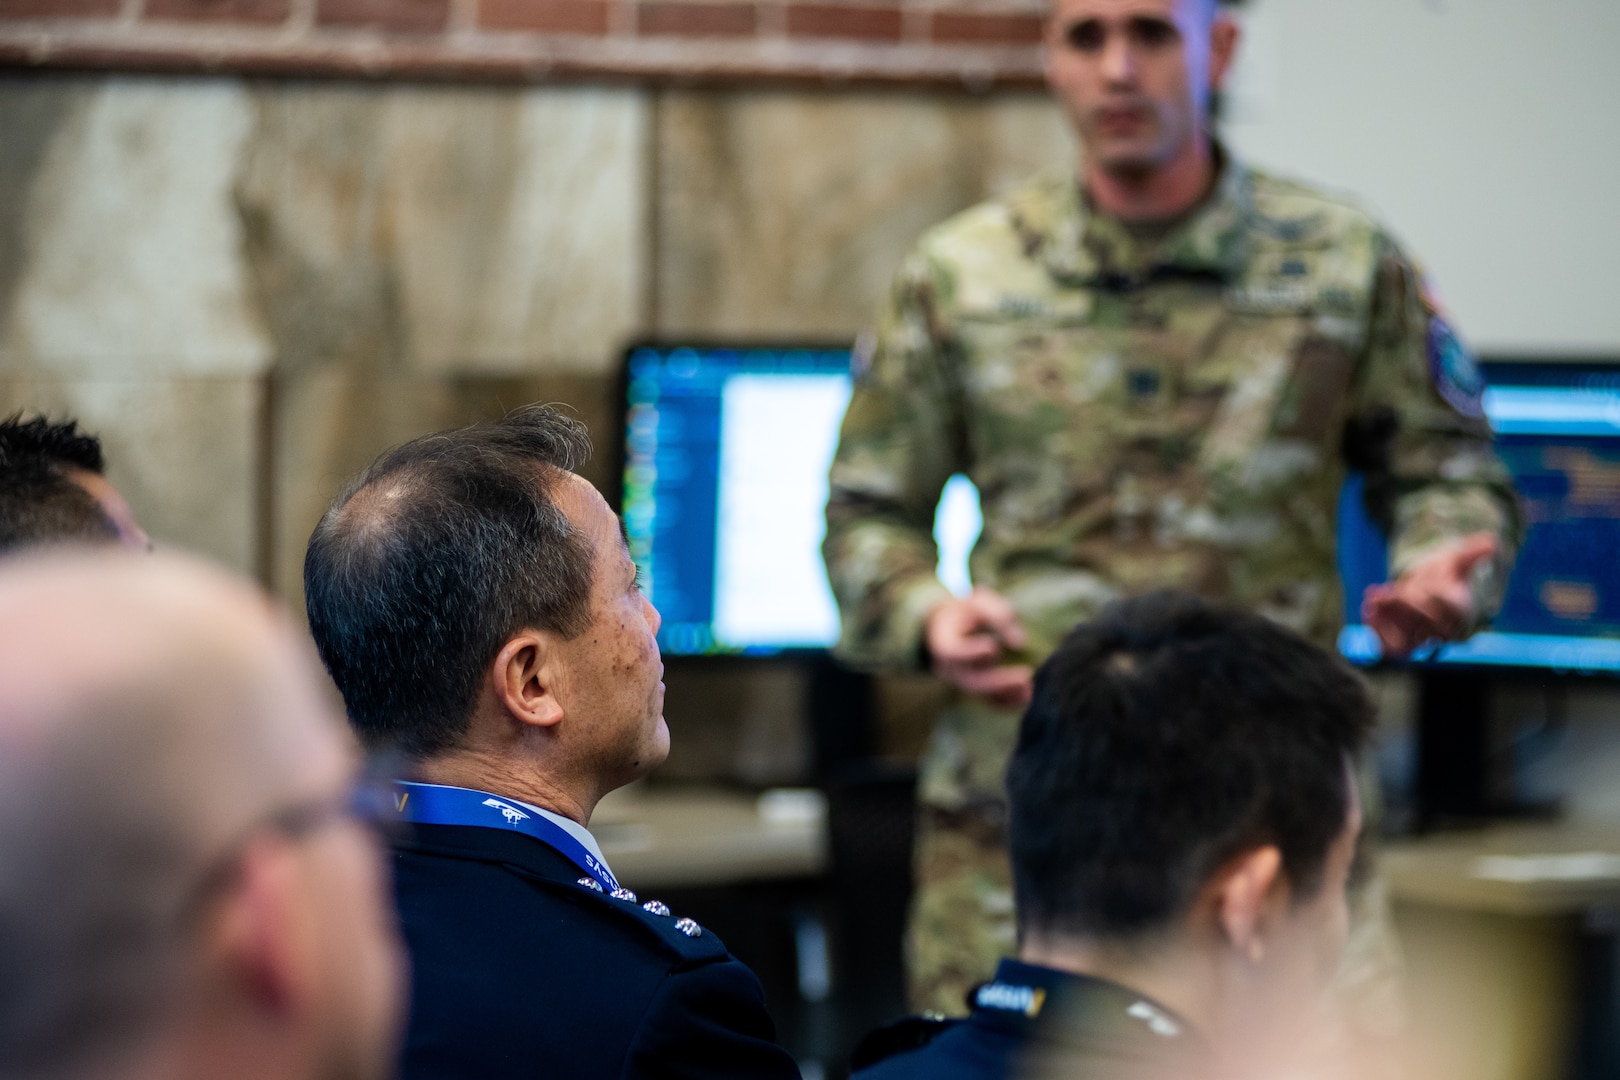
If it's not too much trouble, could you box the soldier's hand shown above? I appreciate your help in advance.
[1361,532,1498,658]
[924,587,1034,708]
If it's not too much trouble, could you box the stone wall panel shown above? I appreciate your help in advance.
[386,86,646,374]
[654,88,982,340]
[0,77,272,377]
[980,92,1071,196]
[237,82,645,378]
[653,87,1067,341]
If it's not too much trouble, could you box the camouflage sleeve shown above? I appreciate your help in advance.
[823,249,965,671]
[1343,239,1524,628]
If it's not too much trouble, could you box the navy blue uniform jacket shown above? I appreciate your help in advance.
[392,821,803,1079]
[853,960,1202,1080]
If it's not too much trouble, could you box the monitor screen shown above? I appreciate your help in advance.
[1337,362,1620,675]
[622,345,979,656]
[623,345,1620,673]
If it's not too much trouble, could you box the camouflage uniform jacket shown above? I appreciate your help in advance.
[825,152,1523,672]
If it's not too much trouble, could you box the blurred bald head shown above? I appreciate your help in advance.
[0,552,402,1080]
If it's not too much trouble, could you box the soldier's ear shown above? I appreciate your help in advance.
[493,631,564,731]
[1209,12,1240,91]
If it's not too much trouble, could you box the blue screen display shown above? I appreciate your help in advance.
[623,346,856,656]
[625,346,1620,674]
[1337,363,1620,675]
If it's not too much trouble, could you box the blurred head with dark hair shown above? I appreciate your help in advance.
[304,403,667,824]
[0,414,149,555]
[1006,592,1371,1066]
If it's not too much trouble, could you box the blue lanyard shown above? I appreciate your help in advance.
[391,781,619,892]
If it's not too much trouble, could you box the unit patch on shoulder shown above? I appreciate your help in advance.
[1427,316,1486,419]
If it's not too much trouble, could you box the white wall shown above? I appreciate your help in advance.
[1221,0,1620,356]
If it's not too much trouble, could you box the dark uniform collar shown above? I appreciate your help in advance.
[1011,141,1254,288]
[968,958,1205,1060]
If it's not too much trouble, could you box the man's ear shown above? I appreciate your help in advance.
[493,631,564,730]
[1209,13,1241,90]
[1211,844,1284,965]
[210,836,306,1017]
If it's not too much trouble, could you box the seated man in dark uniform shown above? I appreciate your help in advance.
[854,593,1371,1080]
[304,404,802,1080]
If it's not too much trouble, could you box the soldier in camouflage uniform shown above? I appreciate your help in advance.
[822,0,1521,1020]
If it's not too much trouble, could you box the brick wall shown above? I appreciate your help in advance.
[0,0,1047,87]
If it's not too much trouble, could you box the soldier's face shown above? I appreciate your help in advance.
[1044,0,1237,178]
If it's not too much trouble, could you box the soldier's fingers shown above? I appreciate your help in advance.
[958,664,1034,702]
[933,641,1004,676]
[1366,594,1449,657]
[928,602,992,658]
[931,609,1018,664]
[1452,531,1499,572]
[968,588,1027,649]
[1359,583,1396,625]
[986,684,1034,709]
[1391,577,1469,639]
[1362,593,1419,656]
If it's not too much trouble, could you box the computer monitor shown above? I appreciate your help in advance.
[621,344,977,656]
[622,344,1620,674]
[1337,361,1620,675]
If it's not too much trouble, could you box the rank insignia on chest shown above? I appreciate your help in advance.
[1126,369,1162,399]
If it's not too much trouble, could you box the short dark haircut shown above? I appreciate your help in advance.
[1006,593,1372,941]
[0,414,116,554]
[304,404,596,758]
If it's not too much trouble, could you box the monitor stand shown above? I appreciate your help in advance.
[1414,667,1561,832]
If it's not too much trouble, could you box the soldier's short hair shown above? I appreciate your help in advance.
[304,404,596,758]
[1006,592,1372,939]
[0,414,117,554]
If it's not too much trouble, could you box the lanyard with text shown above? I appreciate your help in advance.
[391,781,619,892]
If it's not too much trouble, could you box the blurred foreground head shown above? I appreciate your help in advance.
[1007,593,1372,1073]
[0,552,403,1080]
[0,414,150,555]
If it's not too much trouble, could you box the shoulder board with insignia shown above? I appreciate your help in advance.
[558,875,724,956]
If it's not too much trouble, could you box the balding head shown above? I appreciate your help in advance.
[0,552,402,1080]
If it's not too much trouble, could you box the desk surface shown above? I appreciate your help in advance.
[1384,823,1620,915]
[588,785,829,890]
[589,792,1620,914]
